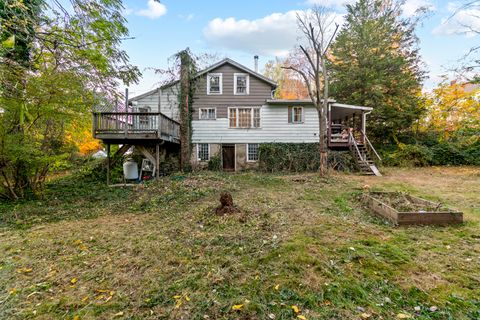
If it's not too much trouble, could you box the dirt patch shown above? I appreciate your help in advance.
[215,192,240,215]
[370,192,449,212]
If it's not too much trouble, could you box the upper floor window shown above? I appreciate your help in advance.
[200,108,216,120]
[207,73,222,95]
[234,73,249,95]
[229,107,261,128]
[288,106,303,124]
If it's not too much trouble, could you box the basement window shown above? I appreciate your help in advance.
[247,144,259,162]
[197,143,209,161]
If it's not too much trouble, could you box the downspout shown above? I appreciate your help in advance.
[363,110,372,135]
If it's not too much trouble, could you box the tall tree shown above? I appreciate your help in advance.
[0,0,140,199]
[330,0,425,143]
[284,6,339,176]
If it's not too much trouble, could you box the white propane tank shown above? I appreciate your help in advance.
[123,159,139,180]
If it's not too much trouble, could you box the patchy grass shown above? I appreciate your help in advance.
[0,167,479,319]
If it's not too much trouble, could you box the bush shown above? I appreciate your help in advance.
[207,155,222,171]
[430,143,466,165]
[258,143,356,172]
[384,143,433,167]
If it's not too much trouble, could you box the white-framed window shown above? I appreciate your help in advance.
[228,107,261,128]
[234,73,249,95]
[138,106,151,128]
[197,143,209,161]
[200,108,216,120]
[247,144,259,162]
[207,73,222,95]
[288,106,304,123]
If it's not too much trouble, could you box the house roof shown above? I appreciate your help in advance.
[266,99,373,111]
[129,58,278,101]
[331,103,373,111]
[266,98,336,105]
[194,58,277,87]
[129,88,160,102]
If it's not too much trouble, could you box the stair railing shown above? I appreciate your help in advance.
[360,130,381,162]
[349,131,364,163]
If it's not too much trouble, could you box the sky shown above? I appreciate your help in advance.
[120,0,479,97]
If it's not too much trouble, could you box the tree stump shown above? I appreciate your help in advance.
[215,192,239,215]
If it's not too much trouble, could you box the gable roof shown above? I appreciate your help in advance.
[158,58,277,90]
[129,58,277,101]
[196,58,277,86]
[129,88,160,102]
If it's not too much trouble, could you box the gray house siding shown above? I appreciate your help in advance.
[192,63,275,120]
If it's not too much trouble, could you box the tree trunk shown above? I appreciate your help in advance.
[179,51,191,170]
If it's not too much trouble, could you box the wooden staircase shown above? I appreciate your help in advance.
[349,132,382,176]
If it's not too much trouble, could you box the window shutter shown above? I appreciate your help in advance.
[288,107,293,123]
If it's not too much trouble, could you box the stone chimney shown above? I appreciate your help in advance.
[254,55,259,73]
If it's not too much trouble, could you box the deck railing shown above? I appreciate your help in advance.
[93,112,180,142]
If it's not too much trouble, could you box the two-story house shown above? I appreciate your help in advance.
[93,57,381,177]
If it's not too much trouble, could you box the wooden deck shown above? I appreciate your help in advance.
[92,112,180,144]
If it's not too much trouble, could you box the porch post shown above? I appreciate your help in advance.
[156,143,160,179]
[106,143,111,186]
[362,112,366,144]
[327,103,331,146]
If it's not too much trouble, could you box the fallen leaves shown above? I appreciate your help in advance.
[173,294,191,309]
[231,304,244,311]
[291,305,300,313]
[16,268,32,274]
[396,313,412,319]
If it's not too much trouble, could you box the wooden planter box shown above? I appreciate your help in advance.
[362,192,463,226]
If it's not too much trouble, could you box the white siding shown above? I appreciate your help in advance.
[134,91,159,112]
[159,84,180,121]
[192,105,320,143]
[132,84,180,121]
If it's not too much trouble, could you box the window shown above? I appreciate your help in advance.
[234,73,249,95]
[247,144,259,162]
[207,73,222,94]
[197,143,209,161]
[138,106,151,128]
[200,108,216,120]
[288,106,303,123]
[229,107,261,128]
[229,108,237,127]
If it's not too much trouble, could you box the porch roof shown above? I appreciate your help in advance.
[330,103,372,121]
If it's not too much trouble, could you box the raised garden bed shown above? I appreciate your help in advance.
[362,192,463,226]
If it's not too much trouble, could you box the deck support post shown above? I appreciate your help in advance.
[106,144,111,186]
[156,143,160,179]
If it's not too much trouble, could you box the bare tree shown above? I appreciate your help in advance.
[283,6,339,176]
[444,1,480,79]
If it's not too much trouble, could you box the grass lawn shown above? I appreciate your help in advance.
[0,167,479,319]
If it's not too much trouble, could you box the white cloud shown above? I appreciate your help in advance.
[137,0,167,19]
[433,2,480,36]
[179,13,195,21]
[402,0,435,17]
[203,10,343,57]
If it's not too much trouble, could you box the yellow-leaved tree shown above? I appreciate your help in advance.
[421,81,480,139]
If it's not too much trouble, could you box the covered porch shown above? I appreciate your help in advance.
[328,103,373,149]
